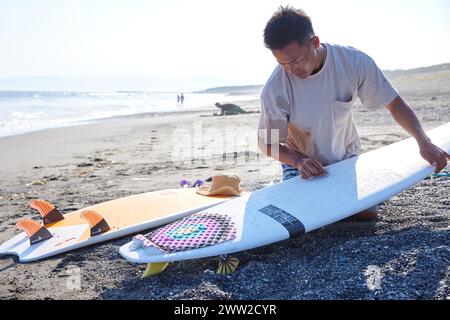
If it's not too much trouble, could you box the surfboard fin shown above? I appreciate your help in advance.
[216,255,239,275]
[80,210,110,236]
[16,219,53,245]
[29,199,65,225]
[141,262,169,278]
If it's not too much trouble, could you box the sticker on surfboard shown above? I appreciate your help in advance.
[131,212,237,253]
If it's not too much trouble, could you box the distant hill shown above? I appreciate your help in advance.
[196,85,263,94]
[384,63,450,94]
[384,63,450,80]
[197,63,450,95]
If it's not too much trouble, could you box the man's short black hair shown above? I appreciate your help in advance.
[263,6,315,50]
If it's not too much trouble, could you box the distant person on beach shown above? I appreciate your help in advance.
[180,93,184,104]
[215,102,248,115]
[258,6,449,221]
[177,94,180,103]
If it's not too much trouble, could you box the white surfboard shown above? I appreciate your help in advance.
[120,123,450,271]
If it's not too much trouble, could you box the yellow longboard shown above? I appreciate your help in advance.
[0,188,236,262]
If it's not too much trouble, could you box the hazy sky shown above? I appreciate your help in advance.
[0,0,449,91]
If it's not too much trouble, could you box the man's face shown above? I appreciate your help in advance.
[272,40,318,79]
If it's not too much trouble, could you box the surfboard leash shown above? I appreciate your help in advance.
[431,170,450,179]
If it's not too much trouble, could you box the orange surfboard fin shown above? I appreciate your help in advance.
[29,199,64,225]
[16,219,53,245]
[80,210,110,236]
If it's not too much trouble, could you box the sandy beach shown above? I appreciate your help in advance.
[0,71,449,300]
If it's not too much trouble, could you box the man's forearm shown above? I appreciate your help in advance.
[258,140,307,168]
[386,96,430,145]
[385,95,449,172]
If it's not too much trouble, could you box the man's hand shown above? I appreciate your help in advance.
[295,157,327,180]
[259,141,328,180]
[385,96,449,173]
[418,139,450,173]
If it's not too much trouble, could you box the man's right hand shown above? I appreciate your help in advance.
[295,157,327,179]
[258,141,328,180]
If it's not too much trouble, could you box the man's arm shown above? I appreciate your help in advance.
[385,95,449,172]
[258,139,327,179]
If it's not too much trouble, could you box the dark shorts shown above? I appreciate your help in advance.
[281,163,300,181]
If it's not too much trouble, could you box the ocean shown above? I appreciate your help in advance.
[0,90,258,137]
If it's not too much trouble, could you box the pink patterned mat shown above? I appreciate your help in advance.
[141,212,237,253]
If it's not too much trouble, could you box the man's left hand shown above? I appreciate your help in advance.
[418,140,450,173]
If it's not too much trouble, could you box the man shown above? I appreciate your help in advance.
[258,6,449,221]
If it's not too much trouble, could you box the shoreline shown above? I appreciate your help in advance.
[0,109,215,140]
[0,98,261,140]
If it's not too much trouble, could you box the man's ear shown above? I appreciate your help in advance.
[311,36,320,49]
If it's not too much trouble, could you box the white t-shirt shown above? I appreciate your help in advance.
[258,43,398,165]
